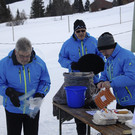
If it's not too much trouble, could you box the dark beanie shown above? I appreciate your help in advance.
[74,19,86,31]
[98,32,116,51]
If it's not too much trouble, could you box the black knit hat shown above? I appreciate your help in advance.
[74,19,86,31]
[98,32,116,51]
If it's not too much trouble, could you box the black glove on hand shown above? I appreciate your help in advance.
[6,87,24,107]
[34,93,45,98]
[71,62,79,70]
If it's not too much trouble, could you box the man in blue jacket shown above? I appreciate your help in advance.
[58,19,103,135]
[97,32,135,113]
[0,37,51,135]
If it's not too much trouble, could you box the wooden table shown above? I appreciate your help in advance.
[53,102,132,135]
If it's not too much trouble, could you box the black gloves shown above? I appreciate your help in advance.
[71,62,79,70]
[34,93,45,98]
[6,87,24,107]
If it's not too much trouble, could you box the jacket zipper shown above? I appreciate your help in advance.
[107,61,113,81]
[22,66,27,114]
[78,41,87,58]
[81,41,84,56]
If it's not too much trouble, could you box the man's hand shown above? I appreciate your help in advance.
[71,62,79,70]
[97,82,104,89]
[97,81,111,89]
[6,87,24,107]
[102,81,111,89]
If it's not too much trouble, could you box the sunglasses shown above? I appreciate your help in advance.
[76,30,86,33]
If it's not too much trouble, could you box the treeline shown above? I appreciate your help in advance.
[0,0,27,25]
[0,0,90,25]
[30,0,90,18]
[0,0,129,25]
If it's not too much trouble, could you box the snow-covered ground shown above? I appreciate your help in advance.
[0,1,134,135]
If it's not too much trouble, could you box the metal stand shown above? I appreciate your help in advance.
[59,109,62,135]
[87,124,90,135]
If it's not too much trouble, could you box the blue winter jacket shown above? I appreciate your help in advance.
[58,32,103,83]
[99,44,135,106]
[0,49,51,114]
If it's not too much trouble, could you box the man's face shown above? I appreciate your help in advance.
[100,48,114,58]
[75,28,86,40]
[15,50,31,65]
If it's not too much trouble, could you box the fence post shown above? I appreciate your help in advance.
[120,7,121,24]
[12,22,15,41]
[131,1,135,52]
[68,16,70,33]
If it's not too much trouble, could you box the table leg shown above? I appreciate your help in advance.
[87,125,90,135]
[59,108,62,135]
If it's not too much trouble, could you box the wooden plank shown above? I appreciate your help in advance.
[116,123,131,134]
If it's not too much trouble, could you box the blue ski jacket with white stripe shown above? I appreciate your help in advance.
[58,32,103,84]
[0,49,51,114]
[99,44,135,106]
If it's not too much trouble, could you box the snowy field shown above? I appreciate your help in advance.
[0,1,134,135]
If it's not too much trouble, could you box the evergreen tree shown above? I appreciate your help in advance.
[30,0,45,18]
[13,9,22,25]
[20,9,27,20]
[7,5,13,21]
[78,0,84,12]
[84,0,90,11]
[46,2,53,16]
[72,0,79,13]
[10,9,27,26]
[53,0,62,16]
[72,0,84,13]
[15,9,21,20]
[63,1,72,15]
[45,0,53,16]
[0,0,11,23]
[45,0,72,17]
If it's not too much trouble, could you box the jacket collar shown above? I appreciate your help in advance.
[111,43,121,58]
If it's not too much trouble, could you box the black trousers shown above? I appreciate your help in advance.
[5,109,40,135]
[116,103,135,113]
[75,118,86,135]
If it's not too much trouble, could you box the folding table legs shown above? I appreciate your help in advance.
[59,109,62,135]
[59,108,90,135]
[87,125,90,135]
